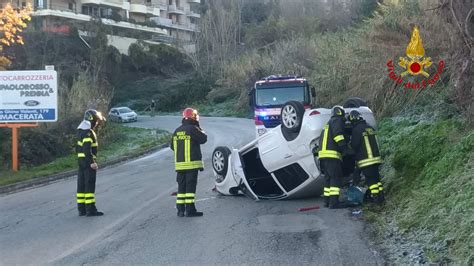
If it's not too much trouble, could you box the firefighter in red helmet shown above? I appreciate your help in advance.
[170,108,207,217]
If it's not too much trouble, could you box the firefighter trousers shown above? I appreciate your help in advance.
[77,160,98,214]
[360,164,384,196]
[321,159,343,206]
[176,170,199,213]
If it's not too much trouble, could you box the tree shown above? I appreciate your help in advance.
[0,3,32,70]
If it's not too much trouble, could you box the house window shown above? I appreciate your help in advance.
[168,0,172,5]
[35,0,45,9]
[68,2,73,10]
[21,2,26,7]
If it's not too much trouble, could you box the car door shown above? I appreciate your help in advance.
[110,110,119,121]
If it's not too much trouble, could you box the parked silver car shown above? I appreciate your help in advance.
[108,107,138,123]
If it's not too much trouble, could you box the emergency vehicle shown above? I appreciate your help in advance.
[248,75,315,136]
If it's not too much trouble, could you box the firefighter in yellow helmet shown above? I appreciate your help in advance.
[76,109,106,216]
[318,106,351,209]
[348,110,385,203]
[170,108,208,217]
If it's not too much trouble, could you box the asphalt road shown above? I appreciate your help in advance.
[0,116,383,265]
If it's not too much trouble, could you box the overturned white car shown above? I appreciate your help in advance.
[212,98,376,200]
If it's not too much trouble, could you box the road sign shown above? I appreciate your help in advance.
[0,70,58,122]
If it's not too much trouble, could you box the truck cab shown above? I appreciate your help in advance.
[249,75,315,136]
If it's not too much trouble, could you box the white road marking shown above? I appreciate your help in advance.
[195,197,216,202]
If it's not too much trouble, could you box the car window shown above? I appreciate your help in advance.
[118,108,132,113]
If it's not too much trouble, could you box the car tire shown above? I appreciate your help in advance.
[212,146,231,177]
[280,101,305,141]
[343,97,368,108]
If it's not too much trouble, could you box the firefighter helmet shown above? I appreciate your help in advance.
[182,107,199,121]
[331,105,345,117]
[84,109,106,128]
[349,110,363,123]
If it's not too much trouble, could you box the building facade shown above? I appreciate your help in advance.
[0,0,201,53]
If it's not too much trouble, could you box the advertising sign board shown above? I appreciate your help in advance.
[0,70,58,122]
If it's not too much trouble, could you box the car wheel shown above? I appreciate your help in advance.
[280,101,305,141]
[343,97,368,108]
[212,146,231,177]
[118,117,123,123]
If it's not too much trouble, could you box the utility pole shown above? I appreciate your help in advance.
[238,0,242,45]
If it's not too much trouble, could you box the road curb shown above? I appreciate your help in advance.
[0,143,169,195]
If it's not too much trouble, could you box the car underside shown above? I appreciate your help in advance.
[212,98,376,200]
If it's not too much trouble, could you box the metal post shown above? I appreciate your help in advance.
[12,126,19,171]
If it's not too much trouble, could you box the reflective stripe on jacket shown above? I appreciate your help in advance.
[351,121,382,168]
[76,129,98,164]
[170,119,207,171]
[318,116,347,160]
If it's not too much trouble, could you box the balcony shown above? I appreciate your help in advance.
[81,0,125,9]
[129,4,147,14]
[33,9,167,35]
[187,0,200,4]
[168,4,185,15]
[150,17,172,26]
[156,2,167,9]
[169,20,198,32]
[186,11,200,18]
[147,7,160,16]
[151,34,177,44]
[33,9,91,21]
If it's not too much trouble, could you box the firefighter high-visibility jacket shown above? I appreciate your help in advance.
[318,116,347,160]
[351,120,382,168]
[76,128,98,164]
[170,119,207,172]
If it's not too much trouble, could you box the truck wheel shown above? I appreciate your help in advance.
[280,101,305,141]
[212,146,231,177]
[343,97,367,108]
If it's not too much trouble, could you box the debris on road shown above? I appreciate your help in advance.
[298,205,320,212]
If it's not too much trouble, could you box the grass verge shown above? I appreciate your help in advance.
[369,109,473,264]
[0,125,170,187]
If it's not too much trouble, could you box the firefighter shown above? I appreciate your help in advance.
[170,108,207,217]
[318,106,351,209]
[76,109,106,216]
[348,110,385,203]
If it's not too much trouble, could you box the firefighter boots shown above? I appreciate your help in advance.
[185,211,203,217]
[78,204,86,216]
[86,204,104,216]
[86,210,104,216]
[185,203,203,217]
[329,196,350,209]
[177,204,185,217]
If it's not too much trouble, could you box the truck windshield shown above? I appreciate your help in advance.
[255,86,306,107]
